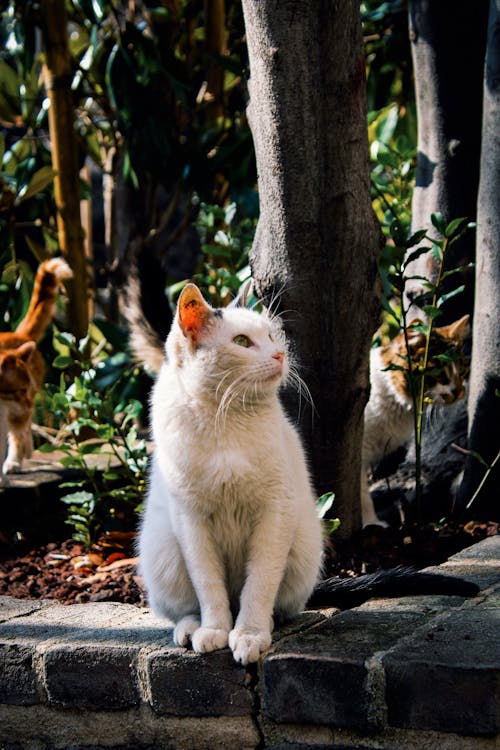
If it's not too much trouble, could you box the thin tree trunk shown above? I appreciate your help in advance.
[241,1,380,538]
[204,0,226,120]
[405,0,488,323]
[41,0,89,339]
[458,0,500,513]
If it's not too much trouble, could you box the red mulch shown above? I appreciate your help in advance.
[1,521,497,607]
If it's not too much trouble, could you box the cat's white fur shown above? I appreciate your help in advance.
[139,285,323,664]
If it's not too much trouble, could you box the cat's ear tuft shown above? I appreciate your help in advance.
[17,341,36,362]
[447,314,470,342]
[177,283,212,342]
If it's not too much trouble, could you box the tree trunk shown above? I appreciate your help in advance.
[241,1,380,538]
[458,0,500,514]
[405,0,489,323]
[41,0,89,339]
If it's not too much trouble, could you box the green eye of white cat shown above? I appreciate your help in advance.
[233,334,251,348]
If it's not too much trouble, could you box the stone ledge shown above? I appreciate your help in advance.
[0,536,499,750]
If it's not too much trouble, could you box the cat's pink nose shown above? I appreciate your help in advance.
[273,351,284,363]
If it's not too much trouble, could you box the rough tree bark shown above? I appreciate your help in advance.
[405,0,489,323]
[241,1,380,538]
[458,0,500,512]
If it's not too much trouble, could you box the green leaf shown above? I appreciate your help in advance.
[324,518,341,536]
[38,442,60,453]
[405,229,428,249]
[17,166,56,203]
[403,245,431,268]
[444,217,467,238]
[53,355,74,369]
[430,212,446,234]
[316,492,335,519]
[437,285,465,307]
[61,491,95,505]
[422,305,443,320]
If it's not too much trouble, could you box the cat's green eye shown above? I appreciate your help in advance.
[233,334,251,348]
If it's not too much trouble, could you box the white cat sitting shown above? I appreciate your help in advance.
[138,283,323,665]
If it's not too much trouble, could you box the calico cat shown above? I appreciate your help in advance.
[134,284,477,665]
[362,315,470,525]
[0,258,72,483]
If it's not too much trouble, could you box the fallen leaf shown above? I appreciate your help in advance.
[97,557,139,572]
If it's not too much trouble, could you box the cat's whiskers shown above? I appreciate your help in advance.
[287,364,316,418]
[215,369,253,431]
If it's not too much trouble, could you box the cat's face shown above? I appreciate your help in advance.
[167,284,287,407]
[0,341,36,402]
[384,315,470,405]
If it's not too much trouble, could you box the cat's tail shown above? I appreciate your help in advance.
[307,566,479,609]
[123,271,165,374]
[15,257,73,342]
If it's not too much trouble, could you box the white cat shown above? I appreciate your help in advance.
[361,316,470,526]
[138,283,324,665]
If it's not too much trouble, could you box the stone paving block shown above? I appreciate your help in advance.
[262,609,431,730]
[0,596,55,623]
[0,641,37,705]
[447,535,500,563]
[43,642,140,710]
[145,646,253,716]
[384,607,500,736]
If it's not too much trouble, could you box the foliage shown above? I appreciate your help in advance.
[362,0,414,120]
[191,200,255,305]
[39,328,149,549]
[381,212,474,519]
[317,492,341,537]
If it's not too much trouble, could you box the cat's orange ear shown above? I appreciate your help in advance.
[177,283,212,343]
[446,314,470,342]
[17,341,36,362]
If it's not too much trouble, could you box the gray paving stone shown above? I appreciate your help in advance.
[384,607,500,736]
[262,609,432,730]
[0,596,55,622]
[145,646,253,717]
[43,643,141,710]
[0,641,37,705]
[447,535,500,563]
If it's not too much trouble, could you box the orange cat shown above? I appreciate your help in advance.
[0,258,72,483]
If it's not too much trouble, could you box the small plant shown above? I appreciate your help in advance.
[317,492,341,537]
[39,329,149,549]
[380,212,474,520]
[168,201,255,307]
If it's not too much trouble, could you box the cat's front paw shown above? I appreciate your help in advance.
[3,458,22,475]
[173,615,201,647]
[191,626,229,654]
[229,627,272,665]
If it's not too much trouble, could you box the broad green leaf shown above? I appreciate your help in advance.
[430,212,446,234]
[444,217,467,238]
[53,355,74,369]
[61,491,95,505]
[405,229,428,249]
[17,166,56,203]
[422,305,443,319]
[316,492,335,518]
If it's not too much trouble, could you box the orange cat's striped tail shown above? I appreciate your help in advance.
[15,258,73,341]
